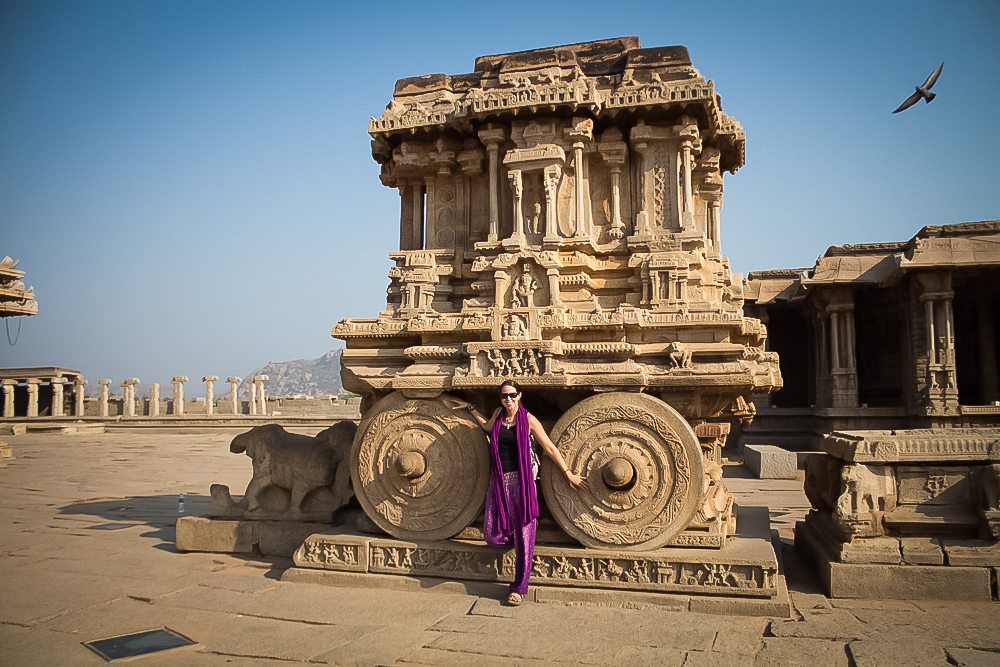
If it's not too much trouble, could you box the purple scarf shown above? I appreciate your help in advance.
[485,405,539,544]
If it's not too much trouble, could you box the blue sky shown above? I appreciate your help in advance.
[2,0,998,393]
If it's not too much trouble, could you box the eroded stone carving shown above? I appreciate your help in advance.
[210,422,356,522]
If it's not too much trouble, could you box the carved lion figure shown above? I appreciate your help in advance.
[210,422,356,521]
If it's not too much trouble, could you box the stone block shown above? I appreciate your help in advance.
[256,521,332,557]
[942,539,1000,567]
[175,516,255,553]
[826,562,991,601]
[744,445,797,479]
[838,537,901,564]
[900,537,944,565]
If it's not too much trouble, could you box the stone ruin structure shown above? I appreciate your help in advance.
[298,37,784,606]
[741,221,1000,600]
[742,221,1000,449]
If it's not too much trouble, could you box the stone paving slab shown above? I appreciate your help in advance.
[1,431,998,666]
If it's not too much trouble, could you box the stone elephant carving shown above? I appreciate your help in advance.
[210,422,356,522]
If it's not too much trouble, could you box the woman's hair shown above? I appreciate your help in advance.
[499,379,522,394]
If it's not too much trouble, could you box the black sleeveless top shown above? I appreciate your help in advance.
[497,422,519,473]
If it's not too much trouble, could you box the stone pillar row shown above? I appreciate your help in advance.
[1,373,269,419]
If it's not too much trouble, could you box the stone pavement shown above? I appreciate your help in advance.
[1,430,998,666]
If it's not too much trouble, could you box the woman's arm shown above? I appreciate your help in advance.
[528,413,585,488]
[443,397,499,433]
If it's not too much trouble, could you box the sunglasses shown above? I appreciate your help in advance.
[499,392,520,401]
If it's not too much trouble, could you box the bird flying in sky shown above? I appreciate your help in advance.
[893,62,944,114]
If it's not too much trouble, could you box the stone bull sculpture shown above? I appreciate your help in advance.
[210,422,356,522]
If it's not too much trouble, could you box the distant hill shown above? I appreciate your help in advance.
[242,349,344,398]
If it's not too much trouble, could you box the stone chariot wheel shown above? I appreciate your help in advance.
[540,392,704,551]
[351,391,489,541]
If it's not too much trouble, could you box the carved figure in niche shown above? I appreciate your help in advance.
[511,264,538,308]
[486,349,505,377]
[508,353,524,375]
[523,349,541,375]
[501,315,527,340]
[209,422,357,521]
[528,201,542,234]
[666,342,692,369]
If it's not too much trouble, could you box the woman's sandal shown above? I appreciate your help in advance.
[506,592,522,607]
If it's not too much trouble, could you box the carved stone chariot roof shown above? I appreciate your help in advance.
[369,36,746,173]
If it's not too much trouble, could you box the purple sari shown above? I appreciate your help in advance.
[483,406,539,546]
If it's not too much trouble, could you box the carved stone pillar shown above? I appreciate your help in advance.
[99,379,111,417]
[51,377,66,417]
[410,182,424,251]
[249,377,258,415]
[917,272,958,412]
[546,269,562,307]
[172,376,188,416]
[423,174,436,249]
[478,126,506,243]
[826,289,858,409]
[2,379,17,417]
[73,377,86,417]
[149,383,160,417]
[226,377,241,414]
[676,118,701,230]
[494,271,512,309]
[256,374,269,416]
[506,169,525,245]
[121,379,137,417]
[566,118,593,239]
[202,375,218,417]
[543,166,560,244]
[26,379,39,417]
[816,313,829,407]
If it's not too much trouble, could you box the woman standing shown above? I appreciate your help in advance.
[449,380,584,606]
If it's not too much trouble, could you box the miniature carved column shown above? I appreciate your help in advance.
[249,377,258,415]
[51,377,66,417]
[566,118,593,239]
[73,377,86,417]
[917,272,958,412]
[479,126,506,243]
[676,118,700,230]
[149,383,160,417]
[202,375,218,417]
[2,379,16,417]
[255,374,269,416]
[99,379,111,417]
[410,182,424,251]
[598,132,627,240]
[423,174,436,249]
[26,378,39,417]
[543,167,561,243]
[227,376,241,414]
[826,289,858,409]
[507,169,525,245]
[546,269,562,307]
[172,376,188,415]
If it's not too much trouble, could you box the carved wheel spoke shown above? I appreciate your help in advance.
[352,392,489,541]
[541,392,703,550]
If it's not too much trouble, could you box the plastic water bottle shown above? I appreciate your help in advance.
[178,494,185,514]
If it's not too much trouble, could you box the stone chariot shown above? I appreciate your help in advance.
[335,37,781,554]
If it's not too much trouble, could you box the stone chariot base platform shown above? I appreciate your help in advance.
[796,517,999,601]
[279,506,789,617]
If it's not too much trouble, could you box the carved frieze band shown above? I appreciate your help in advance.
[295,534,775,597]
